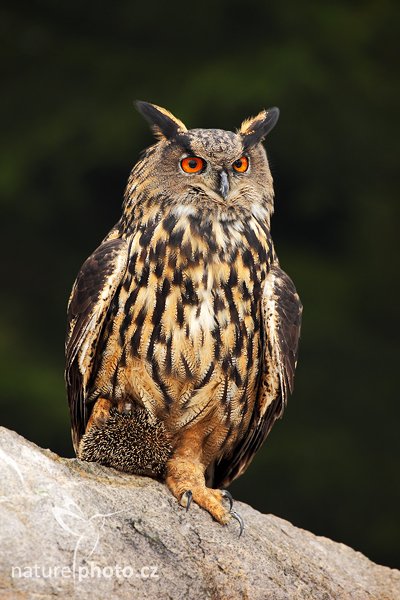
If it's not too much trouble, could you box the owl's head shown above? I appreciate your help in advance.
[128,101,279,220]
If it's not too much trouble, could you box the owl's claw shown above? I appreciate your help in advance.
[221,489,233,511]
[230,509,244,537]
[181,490,193,511]
[221,490,244,536]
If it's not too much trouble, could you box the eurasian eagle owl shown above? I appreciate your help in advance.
[65,101,302,532]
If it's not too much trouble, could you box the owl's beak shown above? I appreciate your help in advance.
[219,170,229,199]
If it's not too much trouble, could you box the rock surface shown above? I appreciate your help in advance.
[0,426,398,600]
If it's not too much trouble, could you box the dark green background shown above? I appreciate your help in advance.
[1,0,399,568]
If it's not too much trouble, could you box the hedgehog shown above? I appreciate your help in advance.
[78,407,172,478]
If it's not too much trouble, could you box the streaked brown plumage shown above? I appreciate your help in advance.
[65,101,302,529]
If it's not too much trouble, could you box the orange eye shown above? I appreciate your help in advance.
[232,156,249,173]
[181,156,206,174]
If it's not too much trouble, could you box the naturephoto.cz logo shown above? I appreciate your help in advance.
[11,562,159,582]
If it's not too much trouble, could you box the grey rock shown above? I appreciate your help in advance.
[0,426,398,600]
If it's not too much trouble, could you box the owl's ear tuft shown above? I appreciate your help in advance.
[239,107,280,149]
[135,101,188,141]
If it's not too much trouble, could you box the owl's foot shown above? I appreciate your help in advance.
[181,488,244,535]
[166,460,244,535]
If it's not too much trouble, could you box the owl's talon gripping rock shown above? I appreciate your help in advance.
[230,510,244,537]
[221,489,234,511]
[181,490,193,511]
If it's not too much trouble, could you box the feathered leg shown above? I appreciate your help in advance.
[165,425,243,534]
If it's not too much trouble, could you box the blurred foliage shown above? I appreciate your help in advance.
[1,0,399,568]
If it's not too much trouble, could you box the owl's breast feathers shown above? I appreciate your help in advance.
[66,202,302,485]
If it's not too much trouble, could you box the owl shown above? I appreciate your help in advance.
[65,101,302,533]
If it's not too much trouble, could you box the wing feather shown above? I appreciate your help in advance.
[213,264,302,488]
[65,237,128,451]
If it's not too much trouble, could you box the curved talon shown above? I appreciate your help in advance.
[230,510,244,537]
[221,489,234,511]
[181,490,193,512]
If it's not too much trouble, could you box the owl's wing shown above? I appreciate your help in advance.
[213,264,302,488]
[65,237,129,452]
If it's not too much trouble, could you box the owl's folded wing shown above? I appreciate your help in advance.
[213,264,302,488]
[65,237,128,452]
